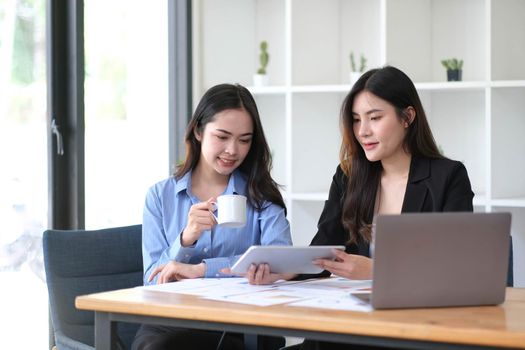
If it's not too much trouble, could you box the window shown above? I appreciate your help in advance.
[0,0,48,348]
[84,1,169,228]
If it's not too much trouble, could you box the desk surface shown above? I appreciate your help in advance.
[76,287,525,349]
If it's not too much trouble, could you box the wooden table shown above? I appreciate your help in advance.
[76,287,525,350]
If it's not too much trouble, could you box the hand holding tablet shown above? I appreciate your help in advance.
[230,245,345,274]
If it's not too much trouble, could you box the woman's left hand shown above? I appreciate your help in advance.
[149,261,206,284]
[313,249,372,280]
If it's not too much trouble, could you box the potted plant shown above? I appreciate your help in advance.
[349,51,366,85]
[253,41,269,86]
[441,58,463,81]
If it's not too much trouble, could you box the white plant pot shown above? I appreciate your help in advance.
[253,74,269,87]
[349,72,361,86]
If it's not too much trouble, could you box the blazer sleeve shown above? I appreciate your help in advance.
[443,161,474,212]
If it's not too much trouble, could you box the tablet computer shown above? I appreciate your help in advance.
[230,245,345,274]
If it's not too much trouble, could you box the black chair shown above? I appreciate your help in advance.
[508,236,514,287]
[43,225,143,350]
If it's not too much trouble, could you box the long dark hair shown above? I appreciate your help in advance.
[175,83,285,212]
[340,66,442,244]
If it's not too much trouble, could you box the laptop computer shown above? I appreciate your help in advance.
[360,212,511,309]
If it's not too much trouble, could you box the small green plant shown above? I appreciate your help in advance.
[441,58,464,81]
[350,52,367,73]
[441,58,463,71]
[257,41,269,75]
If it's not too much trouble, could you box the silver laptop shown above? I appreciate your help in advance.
[364,212,511,309]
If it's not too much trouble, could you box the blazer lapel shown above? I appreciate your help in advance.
[402,157,430,213]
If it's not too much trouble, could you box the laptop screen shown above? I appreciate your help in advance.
[370,212,511,309]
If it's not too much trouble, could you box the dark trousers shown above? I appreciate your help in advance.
[132,324,284,350]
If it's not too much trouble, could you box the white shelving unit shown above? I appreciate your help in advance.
[194,0,525,286]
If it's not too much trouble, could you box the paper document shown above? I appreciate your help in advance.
[205,289,310,306]
[138,276,373,312]
[140,278,226,293]
[288,294,372,312]
[283,277,371,297]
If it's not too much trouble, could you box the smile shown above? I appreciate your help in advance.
[362,142,379,151]
[218,157,237,166]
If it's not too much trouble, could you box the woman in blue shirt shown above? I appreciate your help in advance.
[132,83,291,350]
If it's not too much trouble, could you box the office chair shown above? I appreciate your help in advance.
[508,236,514,287]
[43,225,143,350]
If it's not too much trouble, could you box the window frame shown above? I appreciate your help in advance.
[46,0,192,231]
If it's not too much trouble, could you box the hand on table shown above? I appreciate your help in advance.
[149,261,206,284]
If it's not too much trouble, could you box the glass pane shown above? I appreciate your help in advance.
[0,0,48,348]
[84,2,169,228]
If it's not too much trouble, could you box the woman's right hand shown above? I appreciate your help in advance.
[181,198,217,246]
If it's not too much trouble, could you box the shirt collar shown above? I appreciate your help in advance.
[174,171,191,194]
[174,169,248,196]
[226,170,247,196]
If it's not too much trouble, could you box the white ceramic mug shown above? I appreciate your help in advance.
[212,194,247,228]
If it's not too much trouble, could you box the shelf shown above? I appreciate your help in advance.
[292,94,341,193]
[248,86,288,95]
[288,193,491,206]
[289,192,329,201]
[490,80,525,88]
[250,81,493,95]
[491,198,525,208]
[197,0,525,287]
[492,0,525,80]
[491,88,525,199]
[291,85,351,93]
[415,81,487,91]
[387,0,486,82]
[291,0,382,86]
[286,195,492,210]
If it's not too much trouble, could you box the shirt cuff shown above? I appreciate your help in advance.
[202,257,232,278]
[170,230,197,263]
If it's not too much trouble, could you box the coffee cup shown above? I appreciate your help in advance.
[212,194,247,228]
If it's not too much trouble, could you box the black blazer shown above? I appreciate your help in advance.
[310,157,474,258]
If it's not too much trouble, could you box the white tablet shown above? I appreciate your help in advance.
[230,245,345,274]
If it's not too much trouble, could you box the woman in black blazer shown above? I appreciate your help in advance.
[244,65,474,283]
[242,65,474,350]
[309,155,473,279]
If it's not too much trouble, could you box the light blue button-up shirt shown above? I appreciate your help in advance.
[142,169,292,285]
